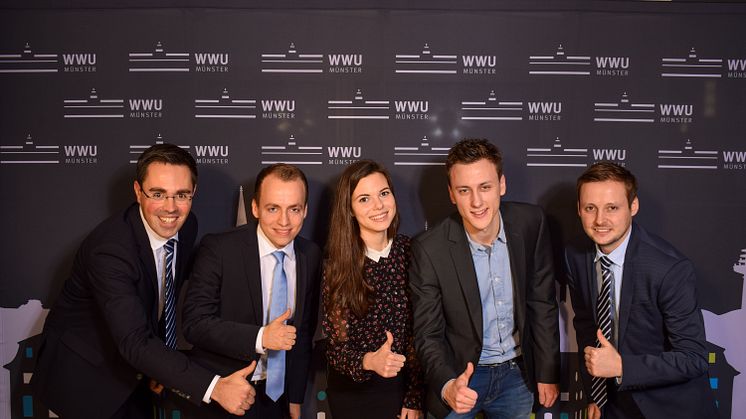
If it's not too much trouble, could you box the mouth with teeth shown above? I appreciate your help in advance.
[370,212,388,222]
[158,216,178,224]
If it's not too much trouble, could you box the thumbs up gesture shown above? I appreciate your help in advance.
[444,363,478,414]
[362,331,406,378]
[212,361,257,415]
[583,329,623,378]
[263,308,296,351]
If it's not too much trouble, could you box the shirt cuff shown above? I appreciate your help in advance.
[441,378,455,402]
[255,326,266,355]
[203,375,220,403]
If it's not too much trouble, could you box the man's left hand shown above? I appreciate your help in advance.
[536,382,558,408]
[584,328,623,378]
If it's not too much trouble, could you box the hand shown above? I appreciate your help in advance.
[587,402,601,419]
[148,378,164,395]
[211,362,257,416]
[536,382,558,408]
[362,331,406,378]
[584,329,622,378]
[263,309,296,351]
[289,402,301,419]
[443,362,478,414]
[399,407,422,419]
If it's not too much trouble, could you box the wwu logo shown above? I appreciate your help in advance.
[194,53,229,65]
[195,145,229,157]
[64,145,98,156]
[327,146,361,158]
[595,57,629,69]
[328,54,362,66]
[527,102,561,114]
[727,59,746,71]
[659,104,693,116]
[592,149,626,161]
[62,54,97,65]
[723,151,746,163]
[462,55,496,67]
[394,101,429,113]
[129,99,163,111]
[261,100,296,112]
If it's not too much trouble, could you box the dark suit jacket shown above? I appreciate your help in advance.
[31,203,214,419]
[182,222,322,411]
[565,222,718,418]
[409,202,560,418]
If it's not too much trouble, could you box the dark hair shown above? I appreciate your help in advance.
[324,160,399,319]
[136,143,198,186]
[445,138,503,184]
[577,161,638,207]
[254,163,309,204]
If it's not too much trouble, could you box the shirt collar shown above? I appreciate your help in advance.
[139,206,178,252]
[466,211,507,252]
[594,226,631,267]
[256,224,296,261]
[365,238,393,262]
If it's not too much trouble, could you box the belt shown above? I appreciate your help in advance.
[478,355,522,368]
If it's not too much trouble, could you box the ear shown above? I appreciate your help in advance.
[302,204,308,219]
[448,185,456,204]
[251,199,259,218]
[134,181,143,204]
[630,196,639,216]
[499,174,507,197]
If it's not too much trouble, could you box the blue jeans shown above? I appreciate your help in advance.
[444,359,534,419]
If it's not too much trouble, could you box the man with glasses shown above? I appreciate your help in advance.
[32,144,256,419]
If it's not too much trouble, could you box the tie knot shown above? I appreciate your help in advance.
[273,250,285,264]
[599,255,612,270]
[164,238,176,254]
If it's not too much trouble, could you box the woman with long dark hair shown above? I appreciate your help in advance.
[322,160,423,419]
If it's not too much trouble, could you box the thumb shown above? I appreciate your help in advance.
[597,329,611,347]
[238,361,257,378]
[458,362,474,383]
[382,331,394,350]
[272,308,292,323]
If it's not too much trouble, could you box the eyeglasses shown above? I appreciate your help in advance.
[140,188,193,204]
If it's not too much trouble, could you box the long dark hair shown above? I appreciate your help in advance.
[324,160,399,319]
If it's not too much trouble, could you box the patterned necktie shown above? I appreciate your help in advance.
[163,239,177,350]
[590,255,614,409]
[266,250,288,401]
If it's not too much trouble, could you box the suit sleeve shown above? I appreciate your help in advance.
[88,242,213,404]
[617,259,710,390]
[182,235,261,361]
[564,249,596,401]
[526,210,560,384]
[409,238,458,399]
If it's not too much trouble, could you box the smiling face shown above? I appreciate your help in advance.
[448,158,506,245]
[134,162,195,240]
[351,172,397,248]
[251,174,307,248]
[578,180,639,254]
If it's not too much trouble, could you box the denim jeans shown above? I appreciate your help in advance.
[444,359,534,419]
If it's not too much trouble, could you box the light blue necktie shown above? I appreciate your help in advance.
[266,250,287,401]
[163,239,177,350]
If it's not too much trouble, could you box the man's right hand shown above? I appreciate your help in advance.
[211,362,257,416]
[443,362,478,414]
[362,331,406,378]
[263,308,296,351]
[587,402,601,419]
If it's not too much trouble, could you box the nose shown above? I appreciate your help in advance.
[594,209,606,225]
[471,191,483,208]
[373,196,384,210]
[163,196,178,211]
[278,210,289,226]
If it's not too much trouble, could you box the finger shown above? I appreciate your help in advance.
[385,331,394,349]
[271,308,292,323]
[238,360,257,378]
[460,362,474,381]
[597,329,611,347]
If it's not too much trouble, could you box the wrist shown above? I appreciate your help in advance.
[362,352,373,371]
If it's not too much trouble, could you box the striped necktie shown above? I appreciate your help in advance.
[590,255,614,409]
[163,239,177,350]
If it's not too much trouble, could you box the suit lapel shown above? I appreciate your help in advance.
[293,241,307,324]
[585,250,599,323]
[447,216,483,340]
[505,226,526,337]
[129,205,160,326]
[617,223,639,347]
[241,226,264,324]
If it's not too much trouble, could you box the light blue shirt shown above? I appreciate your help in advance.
[466,213,520,365]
